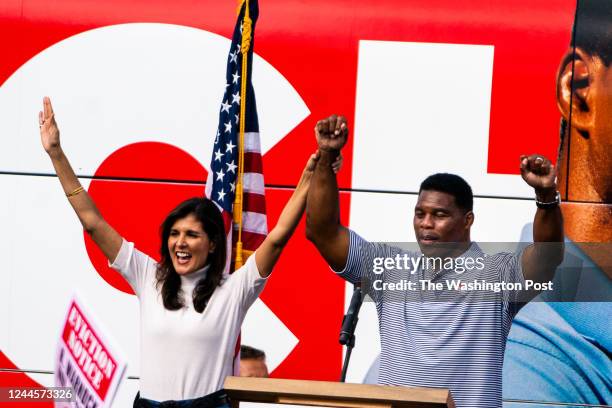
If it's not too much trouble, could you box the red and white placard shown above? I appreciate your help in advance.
[55,294,126,408]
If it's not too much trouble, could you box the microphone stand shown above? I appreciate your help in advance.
[339,285,363,382]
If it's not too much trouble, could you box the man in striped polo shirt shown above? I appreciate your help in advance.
[305,115,564,408]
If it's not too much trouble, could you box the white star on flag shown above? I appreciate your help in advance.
[216,169,225,181]
[218,189,226,202]
[214,149,224,161]
[226,140,236,153]
[232,92,241,105]
[230,182,236,193]
[224,121,232,133]
[232,72,240,84]
[226,160,237,173]
[221,100,231,113]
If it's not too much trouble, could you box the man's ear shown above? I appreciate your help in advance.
[557,47,593,131]
[464,211,474,230]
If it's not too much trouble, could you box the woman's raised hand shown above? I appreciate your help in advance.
[332,152,343,174]
[39,97,61,157]
[301,150,343,179]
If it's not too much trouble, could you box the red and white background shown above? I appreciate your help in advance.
[0,0,576,406]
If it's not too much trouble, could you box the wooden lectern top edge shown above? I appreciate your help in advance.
[223,377,451,404]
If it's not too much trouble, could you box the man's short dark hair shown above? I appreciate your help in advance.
[574,0,612,66]
[419,173,473,212]
[240,345,266,360]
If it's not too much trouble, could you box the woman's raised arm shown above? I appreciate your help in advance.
[254,152,327,278]
[40,97,122,262]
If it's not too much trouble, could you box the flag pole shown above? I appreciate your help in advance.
[233,0,252,269]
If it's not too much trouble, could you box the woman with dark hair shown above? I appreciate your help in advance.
[39,97,337,407]
[155,197,229,314]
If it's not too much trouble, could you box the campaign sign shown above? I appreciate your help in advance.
[54,294,127,408]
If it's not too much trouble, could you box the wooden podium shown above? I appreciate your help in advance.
[223,377,455,408]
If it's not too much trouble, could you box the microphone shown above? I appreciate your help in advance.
[339,285,363,346]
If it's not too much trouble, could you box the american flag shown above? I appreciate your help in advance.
[205,0,266,274]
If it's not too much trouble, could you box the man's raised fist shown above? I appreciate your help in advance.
[520,154,558,198]
[315,114,349,152]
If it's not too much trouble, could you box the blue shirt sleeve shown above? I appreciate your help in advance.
[503,302,612,405]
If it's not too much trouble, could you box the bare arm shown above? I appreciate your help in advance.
[40,97,122,262]
[255,153,319,278]
[305,115,350,271]
[519,154,564,283]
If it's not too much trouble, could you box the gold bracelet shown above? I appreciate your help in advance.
[66,186,85,198]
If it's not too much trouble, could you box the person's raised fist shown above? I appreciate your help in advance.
[314,114,349,152]
[520,154,557,197]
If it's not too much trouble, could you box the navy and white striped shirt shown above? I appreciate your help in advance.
[338,230,525,408]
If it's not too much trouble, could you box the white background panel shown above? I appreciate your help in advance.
[471,196,536,242]
[353,40,533,198]
[0,23,308,177]
[344,190,537,382]
[0,176,12,353]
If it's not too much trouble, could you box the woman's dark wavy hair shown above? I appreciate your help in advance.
[156,197,227,313]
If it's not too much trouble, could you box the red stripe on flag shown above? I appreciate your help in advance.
[233,229,266,251]
[243,152,263,174]
[242,192,266,214]
[222,211,233,235]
